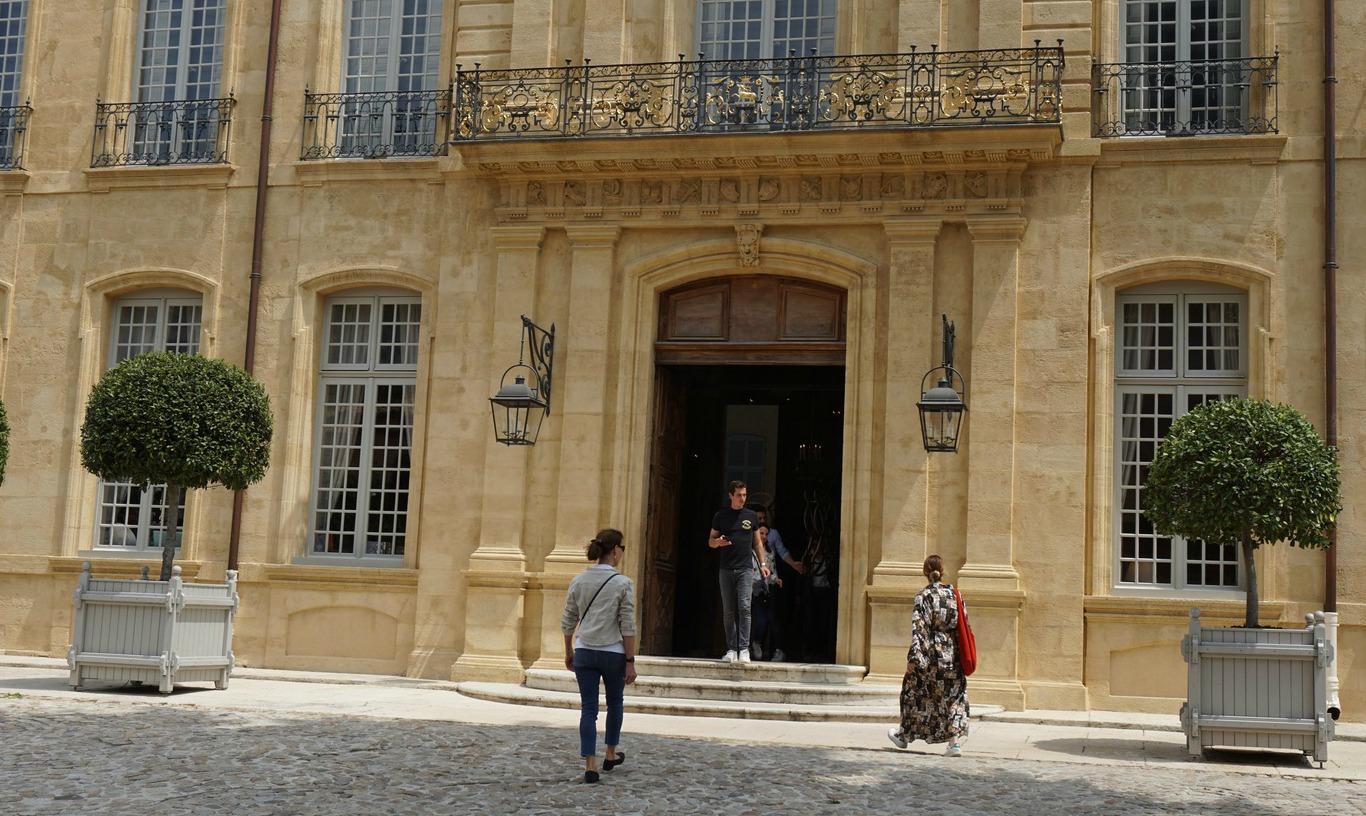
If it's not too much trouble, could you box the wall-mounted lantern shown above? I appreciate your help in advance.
[489,316,555,446]
[917,314,967,453]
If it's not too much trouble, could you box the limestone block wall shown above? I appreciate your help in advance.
[0,0,1359,719]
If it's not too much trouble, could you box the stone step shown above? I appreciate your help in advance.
[526,667,899,706]
[631,656,867,685]
[457,681,904,723]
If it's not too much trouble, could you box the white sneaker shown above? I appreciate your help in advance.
[772,648,786,662]
[738,649,751,663]
[944,742,962,757]
[722,650,737,663]
[887,727,908,750]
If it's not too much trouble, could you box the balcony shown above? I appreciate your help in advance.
[91,96,236,167]
[0,103,30,170]
[301,89,452,159]
[453,44,1064,141]
[1092,56,1278,137]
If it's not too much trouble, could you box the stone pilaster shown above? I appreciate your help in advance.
[452,225,545,683]
[866,218,942,682]
[958,214,1028,708]
[533,224,622,669]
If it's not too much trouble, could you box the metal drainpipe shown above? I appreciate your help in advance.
[227,0,285,572]
[1321,0,1341,719]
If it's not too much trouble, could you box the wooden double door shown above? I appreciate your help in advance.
[640,276,846,659]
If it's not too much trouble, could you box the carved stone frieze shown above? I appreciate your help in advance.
[494,162,1030,222]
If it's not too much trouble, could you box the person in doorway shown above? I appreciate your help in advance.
[709,480,770,663]
[802,540,837,662]
[887,554,969,757]
[750,524,783,661]
[750,503,803,662]
[562,529,638,783]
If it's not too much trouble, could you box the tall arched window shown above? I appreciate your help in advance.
[308,291,421,561]
[1113,282,1246,589]
[94,291,203,550]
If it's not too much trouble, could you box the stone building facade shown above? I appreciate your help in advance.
[0,1,1360,719]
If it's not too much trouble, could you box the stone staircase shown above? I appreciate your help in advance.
[457,656,906,722]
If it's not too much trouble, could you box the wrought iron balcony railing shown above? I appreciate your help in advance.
[1,103,31,170]
[92,96,236,167]
[453,43,1064,141]
[1092,56,1277,137]
[301,88,452,159]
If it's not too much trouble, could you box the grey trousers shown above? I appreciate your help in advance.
[718,566,755,653]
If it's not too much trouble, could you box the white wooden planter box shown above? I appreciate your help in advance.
[68,562,238,694]
[1179,608,1335,765]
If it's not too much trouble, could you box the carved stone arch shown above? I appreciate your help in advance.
[612,236,880,665]
[276,266,438,568]
[1087,256,1277,597]
[57,268,223,559]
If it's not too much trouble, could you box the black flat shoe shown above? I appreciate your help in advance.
[604,752,626,771]
[584,770,600,784]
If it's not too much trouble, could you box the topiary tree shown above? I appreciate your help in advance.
[80,352,273,580]
[1144,398,1340,628]
[0,394,9,486]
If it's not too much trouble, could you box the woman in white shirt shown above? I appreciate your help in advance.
[561,528,638,783]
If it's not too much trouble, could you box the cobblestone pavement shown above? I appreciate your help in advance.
[3,694,1363,816]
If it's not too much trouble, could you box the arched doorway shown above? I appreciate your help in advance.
[641,276,846,662]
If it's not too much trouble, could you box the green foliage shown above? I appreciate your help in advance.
[80,352,273,491]
[1145,398,1340,552]
[0,395,9,486]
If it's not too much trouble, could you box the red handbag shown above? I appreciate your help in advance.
[953,586,977,676]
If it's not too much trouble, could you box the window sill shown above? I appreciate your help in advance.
[84,163,236,192]
[1085,593,1286,624]
[52,554,203,581]
[293,156,441,186]
[0,169,30,195]
[268,561,419,589]
[1095,133,1287,167]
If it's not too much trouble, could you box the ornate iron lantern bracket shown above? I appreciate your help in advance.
[917,314,967,453]
[489,316,556,446]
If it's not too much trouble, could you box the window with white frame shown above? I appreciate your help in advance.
[1114,285,1246,589]
[0,1,28,168]
[310,294,421,560]
[698,0,836,60]
[341,0,444,154]
[94,293,204,551]
[1121,0,1245,133]
[134,0,228,161]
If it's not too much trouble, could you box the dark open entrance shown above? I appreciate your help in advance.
[640,276,847,663]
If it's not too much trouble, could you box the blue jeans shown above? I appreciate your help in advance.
[718,566,755,652]
[573,647,626,758]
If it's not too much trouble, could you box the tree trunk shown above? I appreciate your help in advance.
[1242,534,1259,628]
[159,481,183,581]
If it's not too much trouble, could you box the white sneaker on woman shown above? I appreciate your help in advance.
[944,742,962,757]
[887,728,908,750]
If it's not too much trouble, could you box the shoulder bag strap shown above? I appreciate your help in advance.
[579,572,619,624]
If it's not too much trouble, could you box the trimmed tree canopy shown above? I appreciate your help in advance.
[80,352,273,491]
[1144,398,1340,627]
[0,395,8,486]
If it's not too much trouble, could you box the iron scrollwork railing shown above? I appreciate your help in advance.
[301,88,452,159]
[1,103,31,170]
[91,96,235,167]
[1092,55,1278,137]
[454,43,1064,141]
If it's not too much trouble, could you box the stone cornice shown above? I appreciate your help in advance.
[1094,134,1287,168]
[83,163,235,192]
[0,170,30,195]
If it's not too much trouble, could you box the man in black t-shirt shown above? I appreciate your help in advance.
[709,480,770,663]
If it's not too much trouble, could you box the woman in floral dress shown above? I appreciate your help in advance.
[887,554,969,756]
